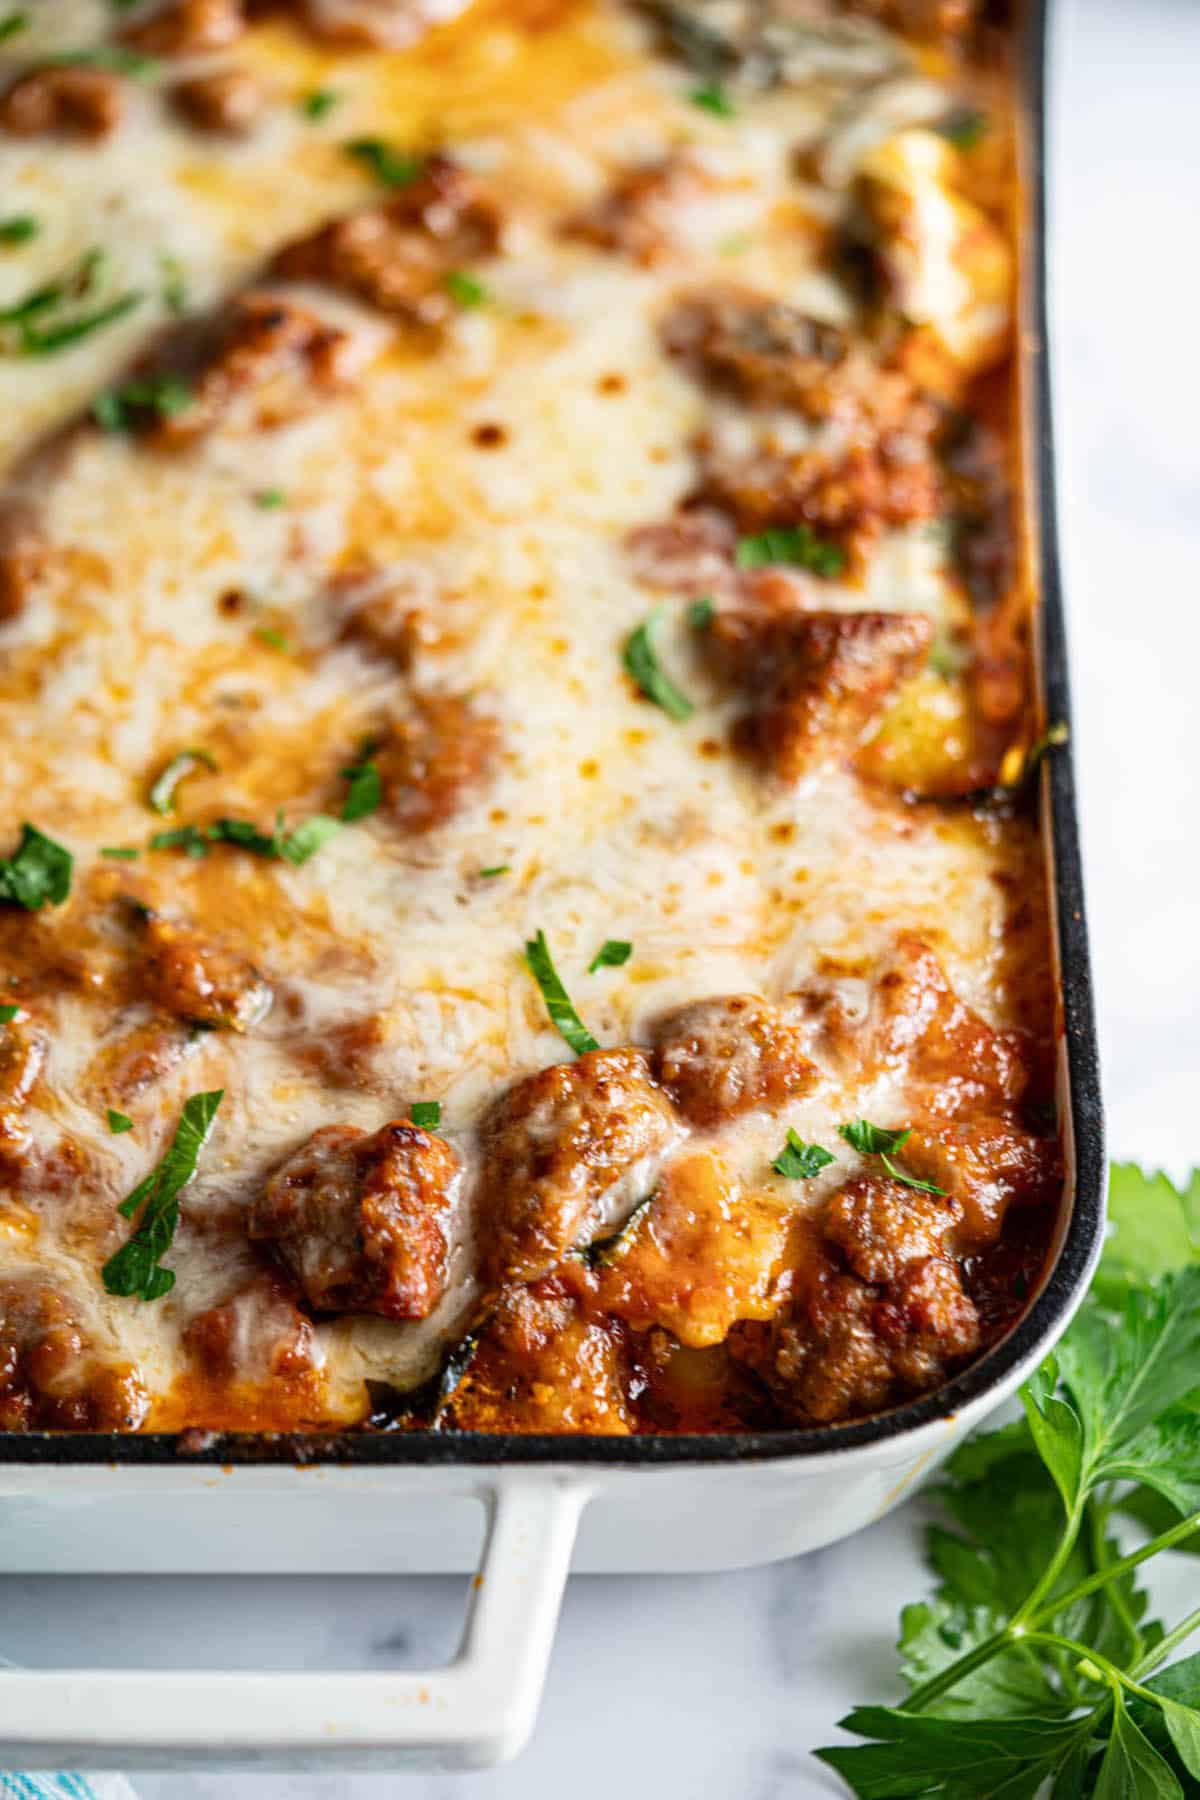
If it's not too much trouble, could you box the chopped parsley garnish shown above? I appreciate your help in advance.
[345,139,425,188]
[274,814,341,866]
[588,939,632,974]
[0,11,28,40]
[300,88,339,120]
[51,46,160,79]
[254,488,286,509]
[622,607,695,722]
[100,846,139,860]
[106,1109,133,1134]
[149,812,341,866]
[148,824,209,858]
[340,759,382,822]
[443,270,489,309]
[771,1131,834,1180]
[0,824,72,910]
[409,1101,441,1130]
[524,929,599,1056]
[253,627,290,652]
[938,105,989,150]
[0,1004,19,1024]
[0,216,38,246]
[478,864,509,878]
[159,252,187,315]
[687,595,715,629]
[147,747,217,816]
[735,525,846,579]
[101,1090,223,1301]
[689,81,735,117]
[93,373,192,433]
[581,1192,656,1269]
[838,1119,946,1194]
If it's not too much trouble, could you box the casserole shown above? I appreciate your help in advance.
[0,0,1103,1769]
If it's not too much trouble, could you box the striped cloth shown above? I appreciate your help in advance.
[1,1779,136,1799]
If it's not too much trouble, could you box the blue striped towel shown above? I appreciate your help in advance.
[1,1780,136,1799]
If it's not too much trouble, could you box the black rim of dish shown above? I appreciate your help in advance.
[0,0,1106,1471]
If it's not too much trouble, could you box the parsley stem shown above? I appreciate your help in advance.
[1027,1506,1200,1628]
[901,1625,1015,1714]
[1022,1633,1162,1707]
[1130,1599,1200,1682]
[1089,1494,1143,1662]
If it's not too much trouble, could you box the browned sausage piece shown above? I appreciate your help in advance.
[249,1119,458,1319]
[184,1271,317,1382]
[0,1008,46,1157]
[661,287,853,417]
[625,510,738,597]
[710,605,932,778]
[821,1172,962,1284]
[900,1114,1063,1250]
[375,692,500,834]
[171,69,266,137]
[120,291,357,447]
[0,503,49,624]
[327,561,436,669]
[140,914,272,1032]
[651,993,817,1126]
[481,1048,682,1285]
[270,155,501,330]
[0,1276,148,1431]
[564,157,713,267]
[122,0,246,54]
[0,67,124,140]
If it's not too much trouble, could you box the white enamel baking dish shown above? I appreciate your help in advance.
[0,0,1104,1770]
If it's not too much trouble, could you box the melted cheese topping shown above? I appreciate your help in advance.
[0,0,1051,1434]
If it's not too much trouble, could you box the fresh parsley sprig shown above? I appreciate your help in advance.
[839,1118,946,1195]
[524,929,599,1056]
[623,608,695,722]
[101,1090,223,1301]
[817,1163,1200,1798]
[0,823,72,909]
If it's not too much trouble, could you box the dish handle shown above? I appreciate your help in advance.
[0,1473,589,1772]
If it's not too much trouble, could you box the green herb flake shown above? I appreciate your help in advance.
[0,824,73,910]
[277,814,339,866]
[100,846,139,860]
[622,607,695,723]
[0,216,38,246]
[147,747,217,816]
[409,1101,441,1130]
[689,81,735,117]
[524,929,599,1057]
[159,252,187,315]
[254,488,286,509]
[93,372,191,432]
[13,289,142,357]
[588,939,632,974]
[300,88,339,120]
[838,1118,946,1194]
[478,864,509,878]
[771,1130,834,1181]
[149,824,209,858]
[687,595,715,629]
[443,270,489,309]
[735,525,846,579]
[51,46,160,79]
[345,138,425,188]
[0,1003,19,1024]
[340,760,382,823]
[938,105,989,150]
[101,1090,223,1301]
[106,1108,134,1135]
[253,626,290,653]
[0,12,28,41]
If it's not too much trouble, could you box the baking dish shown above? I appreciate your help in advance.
[0,0,1104,1770]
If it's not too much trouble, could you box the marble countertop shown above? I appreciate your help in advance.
[6,0,1200,1793]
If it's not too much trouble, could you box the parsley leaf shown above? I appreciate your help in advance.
[100,846,139,860]
[255,488,286,509]
[340,759,382,822]
[0,216,38,246]
[735,525,845,579]
[623,607,695,722]
[443,270,489,308]
[345,139,425,187]
[938,106,989,150]
[0,1004,18,1024]
[524,929,599,1056]
[149,814,340,865]
[689,82,734,117]
[0,12,28,41]
[276,814,339,865]
[301,88,339,120]
[478,864,509,878]
[771,1130,833,1180]
[687,594,715,629]
[101,1090,223,1301]
[93,373,192,432]
[148,823,209,858]
[838,1119,946,1195]
[0,823,72,909]
[106,1109,133,1134]
[409,1101,440,1130]
[147,747,216,815]
[588,939,632,974]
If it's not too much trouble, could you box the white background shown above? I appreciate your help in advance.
[5,0,1200,1793]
